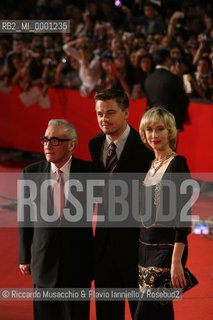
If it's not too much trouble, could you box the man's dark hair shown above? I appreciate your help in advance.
[134,33,146,40]
[152,49,170,65]
[12,36,23,42]
[138,53,154,67]
[144,2,155,9]
[95,89,129,110]
[197,56,211,67]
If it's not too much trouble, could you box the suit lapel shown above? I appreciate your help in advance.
[94,133,105,163]
[114,126,134,172]
[43,161,55,220]
[64,156,81,213]
[70,156,81,173]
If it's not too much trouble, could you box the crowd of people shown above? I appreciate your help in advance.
[1,0,213,101]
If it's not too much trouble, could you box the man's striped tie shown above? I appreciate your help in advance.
[106,142,118,173]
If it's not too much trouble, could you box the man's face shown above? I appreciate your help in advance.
[197,59,210,76]
[13,40,23,53]
[0,45,6,57]
[114,54,126,68]
[43,36,53,48]
[43,125,75,168]
[33,48,44,60]
[133,37,146,48]
[144,5,155,20]
[95,99,129,140]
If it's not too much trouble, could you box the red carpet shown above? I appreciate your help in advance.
[0,163,213,319]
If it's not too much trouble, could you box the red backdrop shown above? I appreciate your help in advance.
[0,86,212,176]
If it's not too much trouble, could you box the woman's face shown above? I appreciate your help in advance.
[111,38,123,51]
[12,57,23,70]
[140,57,152,73]
[130,51,137,67]
[101,57,112,71]
[145,120,170,151]
[161,36,171,48]
[171,60,188,76]
[70,57,79,70]
[114,54,126,69]
[204,15,212,30]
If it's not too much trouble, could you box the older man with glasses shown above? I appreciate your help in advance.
[18,119,94,320]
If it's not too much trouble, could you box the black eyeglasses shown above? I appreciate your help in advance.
[40,136,72,146]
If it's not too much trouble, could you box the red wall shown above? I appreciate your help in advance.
[0,86,212,177]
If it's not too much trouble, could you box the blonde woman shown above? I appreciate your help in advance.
[135,107,191,320]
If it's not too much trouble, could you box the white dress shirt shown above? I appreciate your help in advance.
[50,156,72,202]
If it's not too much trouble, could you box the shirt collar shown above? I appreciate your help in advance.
[51,155,72,174]
[156,65,170,71]
[106,124,130,152]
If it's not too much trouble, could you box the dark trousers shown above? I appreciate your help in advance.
[33,285,90,320]
[134,300,174,320]
[95,241,137,320]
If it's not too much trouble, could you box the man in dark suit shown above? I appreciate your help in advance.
[18,119,93,320]
[89,89,153,320]
[145,48,189,131]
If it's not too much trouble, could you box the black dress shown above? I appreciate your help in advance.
[134,156,191,320]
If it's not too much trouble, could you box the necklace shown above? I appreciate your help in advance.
[150,151,175,177]
[140,182,161,229]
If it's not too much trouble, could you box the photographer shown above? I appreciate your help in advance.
[110,50,135,98]
[185,56,213,99]
[55,56,82,90]
[192,33,210,66]
[63,37,101,97]
[28,45,45,87]
[4,37,24,77]
[11,54,31,91]
[41,50,59,95]
[97,52,114,90]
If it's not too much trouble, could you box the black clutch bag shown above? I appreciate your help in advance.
[181,268,199,293]
[139,265,199,293]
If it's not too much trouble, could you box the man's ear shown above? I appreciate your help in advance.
[124,108,129,119]
[68,140,77,153]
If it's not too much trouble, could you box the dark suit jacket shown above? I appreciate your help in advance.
[145,68,189,130]
[18,156,94,288]
[89,126,153,286]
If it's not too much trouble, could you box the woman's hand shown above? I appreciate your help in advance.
[19,264,31,275]
[171,260,187,289]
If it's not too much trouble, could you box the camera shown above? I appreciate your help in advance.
[114,0,121,7]
[61,58,67,63]
[200,33,207,41]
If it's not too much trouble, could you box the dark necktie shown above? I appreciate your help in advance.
[106,142,118,173]
[53,169,64,219]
